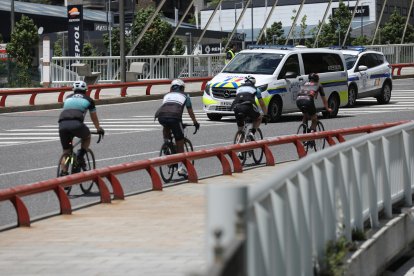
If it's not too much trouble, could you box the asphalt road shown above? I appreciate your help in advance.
[0,78,413,229]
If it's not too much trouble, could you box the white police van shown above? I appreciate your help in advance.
[203,46,349,122]
[340,46,392,107]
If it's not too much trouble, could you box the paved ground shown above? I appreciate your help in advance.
[0,164,292,275]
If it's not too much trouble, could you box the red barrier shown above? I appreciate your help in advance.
[0,77,212,107]
[0,120,409,227]
[391,63,414,76]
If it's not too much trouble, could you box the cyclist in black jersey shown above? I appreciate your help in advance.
[296,73,332,131]
[58,81,104,175]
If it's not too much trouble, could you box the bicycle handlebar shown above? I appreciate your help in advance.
[90,131,104,143]
[182,123,199,135]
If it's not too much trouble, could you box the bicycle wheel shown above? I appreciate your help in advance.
[297,123,310,153]
[183,138,195,165]
[252,128,264,164]
[79,149,96,194]
[159,142,176,183]
[233,130,247,166]
[57,153,74,195]
[313,121,326,152]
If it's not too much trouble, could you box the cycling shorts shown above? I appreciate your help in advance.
[234,104,260,127]
[296,98,316,116]
[59,120,91,150]
[158,117,184,141]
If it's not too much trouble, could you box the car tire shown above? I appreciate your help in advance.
[207,113,223,121]
[347,84,357,107]
[376,82,392,104]
[322,94,339,118]
[268,96,282,122]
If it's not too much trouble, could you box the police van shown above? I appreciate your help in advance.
[202,46,348,122]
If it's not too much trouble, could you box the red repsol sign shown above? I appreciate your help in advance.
[67,4,84,57]
[0,44,8,61]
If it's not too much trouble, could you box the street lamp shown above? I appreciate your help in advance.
[185,32,192,54]
[272,35,277,45]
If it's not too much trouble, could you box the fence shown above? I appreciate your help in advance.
[366,43,414,64]
[205,120,414,276]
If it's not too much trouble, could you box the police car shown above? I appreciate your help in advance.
[341,47,392,107]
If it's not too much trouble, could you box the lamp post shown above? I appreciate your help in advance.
[185,32,192,54]
[272,35,277,45]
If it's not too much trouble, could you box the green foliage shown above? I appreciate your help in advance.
[82,42,100,57]
[317,0,352,47]
[351,228,366,241]
[380,8,414,44]
[6,15,38,87]
[320,237,349,276]
[299,15,308,45]
[257,21,285,45]
[53,38,63,57]
[103,7,185,55]
[351,35,370,46]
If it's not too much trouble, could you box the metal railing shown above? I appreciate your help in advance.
[45,54,226,86]
[366,43,414,64]
[205,121,414,276]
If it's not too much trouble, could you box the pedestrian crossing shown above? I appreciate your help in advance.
[0,89,412,146]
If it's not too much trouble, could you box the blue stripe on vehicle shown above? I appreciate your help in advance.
[231,82,239,88]
[370,73,391,78]
[322,80,348,87]
[348,76,359,81]
[268,87,287,94]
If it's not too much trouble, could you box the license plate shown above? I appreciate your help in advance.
[220,102,232,106]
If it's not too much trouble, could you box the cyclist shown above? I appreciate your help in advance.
[231,75,268,138]
[58,80,104,176]
[155,79,200,177]
[296,73,332,132]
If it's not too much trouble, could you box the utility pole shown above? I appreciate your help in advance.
[119,0,125,82]
[11,0,15,33]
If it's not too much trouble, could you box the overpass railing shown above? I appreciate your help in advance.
[205,120,414,276]
[366,43,414,64]
[0,121,406,228]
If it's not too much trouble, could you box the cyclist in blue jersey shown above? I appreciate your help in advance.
[58,81,104,175]
[155,79,200,177]
[231,75,268,136]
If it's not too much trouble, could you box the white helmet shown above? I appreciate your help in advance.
[171,79,185,92]
[73,80,87,92]
[244,75,256,85]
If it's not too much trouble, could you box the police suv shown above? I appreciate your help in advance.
[341,46,392,107]
[203,45,349,122]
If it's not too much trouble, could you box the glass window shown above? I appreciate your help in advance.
[344,54,358,70]
[278,54,300,79]
[222,53,284,75]
[357,53,378,69]
[375,53,385,65]
[302,53,344,74]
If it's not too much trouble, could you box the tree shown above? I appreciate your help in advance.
[351,35,370,46]
[257,21,285,45]
[317,0,352,47]
[53,39,63,57]
[6,15,39,87]
[299,15,308,45]
[380,8,414,44]
[103,27,130,56]
[83,42,100,56]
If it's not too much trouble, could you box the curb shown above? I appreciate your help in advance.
[0,91,204,113]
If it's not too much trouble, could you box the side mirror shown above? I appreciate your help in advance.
[358,65,368,71]
[285,71,298,79]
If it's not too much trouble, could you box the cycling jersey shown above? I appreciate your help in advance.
[296,81,324,116]
[155,91,192,120]
[58,92,96,122]
[231,84,262,110]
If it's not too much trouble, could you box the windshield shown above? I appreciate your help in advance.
[344,54,358,70]
[222,53,284,75]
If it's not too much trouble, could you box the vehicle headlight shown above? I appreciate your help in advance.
[204,83,211,95]
[257,84,268,92]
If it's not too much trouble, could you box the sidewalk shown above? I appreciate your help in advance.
[0,163,292,275]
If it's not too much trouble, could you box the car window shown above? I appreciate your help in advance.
[344,54,358,70]
[278,54,300,79]
[222,53,284,75]
[357,53,378,69]
[302,53,344,74]
[374,53,385,65]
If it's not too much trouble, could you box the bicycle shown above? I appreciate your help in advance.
[233,115,264,166]
[57,132,103,195]
[296,118,326,152]
[158,123,198,183]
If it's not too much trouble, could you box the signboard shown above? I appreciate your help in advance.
[333,6,370,17]
[67,4,84,57]
[0,44,7,61]
[202,44,225,54]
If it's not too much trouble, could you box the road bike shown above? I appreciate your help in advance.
[296,118,326,153]
[57,132,103,195]
[159,123,198,183]
[233,115,264,166]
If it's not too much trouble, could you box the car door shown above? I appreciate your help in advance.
[277,54,303,111]
[355,54,371,95]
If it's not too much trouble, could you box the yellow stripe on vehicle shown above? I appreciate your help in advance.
[202,96,219,105]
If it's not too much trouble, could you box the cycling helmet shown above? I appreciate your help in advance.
[308,73,319,82]
[171,79,185,92]
[244,75,256,86]
[72,80,87,92]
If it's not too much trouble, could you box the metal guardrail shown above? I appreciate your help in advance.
[366,43,414,64]
[0,77,211,107]
[0,121,405,228]
[205,120,414,276]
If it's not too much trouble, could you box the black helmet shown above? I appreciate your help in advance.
[244,75,256,86]
[171,79,185,92]
[308,73,319,82]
